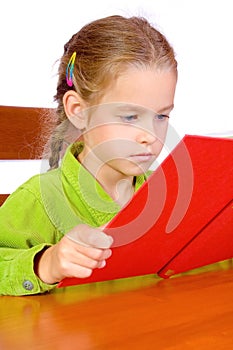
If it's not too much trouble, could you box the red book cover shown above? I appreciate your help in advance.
[158,200,233,278]
[58,135,233,288]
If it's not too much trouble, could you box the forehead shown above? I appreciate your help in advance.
[98,67,177,112]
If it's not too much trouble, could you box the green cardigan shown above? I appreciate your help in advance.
[0,143,147,296]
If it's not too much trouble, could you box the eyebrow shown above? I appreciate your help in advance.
[156,104,174,114]
[115,103,174,114]
[115,104,146,113]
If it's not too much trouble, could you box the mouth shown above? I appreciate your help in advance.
[129,153,155,163]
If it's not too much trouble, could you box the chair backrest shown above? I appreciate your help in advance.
[0,105,54,205]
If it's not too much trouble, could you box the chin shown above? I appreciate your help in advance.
[122,163,151,176]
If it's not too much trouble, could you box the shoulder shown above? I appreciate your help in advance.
[6,168,61,205]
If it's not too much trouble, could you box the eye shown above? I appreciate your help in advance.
[120,115,138,123]
[154,114,169,121]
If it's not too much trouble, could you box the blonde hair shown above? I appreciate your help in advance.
[48,15,177,169]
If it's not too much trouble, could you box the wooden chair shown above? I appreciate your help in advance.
[0,105,54,205]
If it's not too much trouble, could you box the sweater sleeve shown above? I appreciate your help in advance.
[0,181,62,296]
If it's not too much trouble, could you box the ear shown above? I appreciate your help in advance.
[63,90,87,130]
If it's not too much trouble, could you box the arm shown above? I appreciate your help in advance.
[35,225,113,284]
[0,187,61,296]
[0,183,113,295]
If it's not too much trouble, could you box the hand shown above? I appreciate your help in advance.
[35,224,113,284]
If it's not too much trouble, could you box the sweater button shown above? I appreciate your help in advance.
[23,280,34,291]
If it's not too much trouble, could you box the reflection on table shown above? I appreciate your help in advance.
[0,262,233,350]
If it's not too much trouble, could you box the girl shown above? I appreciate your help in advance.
[0,15,177,295]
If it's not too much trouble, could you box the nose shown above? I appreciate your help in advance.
[135,121,157,145]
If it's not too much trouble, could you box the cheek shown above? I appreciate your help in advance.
[83,125,109,146]
[152,135,167,158]
[153,122,168,141]
[83,125,122,161]
[85,124,130,144]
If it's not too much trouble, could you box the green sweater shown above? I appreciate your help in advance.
[0,143,147,296]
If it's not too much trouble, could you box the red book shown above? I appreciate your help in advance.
[58,135,233,288]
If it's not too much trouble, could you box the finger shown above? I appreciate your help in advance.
[64,262,93,279]
[98,260,106,269]
[66,224,114,249]
[64,248,108,270]
[61,235,112,261]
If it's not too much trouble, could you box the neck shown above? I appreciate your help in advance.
[99,169,134,207]
[78,148,134,207]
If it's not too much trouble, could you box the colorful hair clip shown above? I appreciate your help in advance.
[66,52,76,87]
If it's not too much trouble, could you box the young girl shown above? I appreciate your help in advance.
[0,15,177,295]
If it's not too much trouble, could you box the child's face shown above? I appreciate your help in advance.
[80,67,177,177]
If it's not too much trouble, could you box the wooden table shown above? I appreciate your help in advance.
[0,267,232,350]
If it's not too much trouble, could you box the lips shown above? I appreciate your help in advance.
[129,153,154,162]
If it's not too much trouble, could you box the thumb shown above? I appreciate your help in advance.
[66,224,114,249]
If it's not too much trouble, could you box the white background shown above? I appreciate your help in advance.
[1,0,233,192]
[1,0,233,136]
